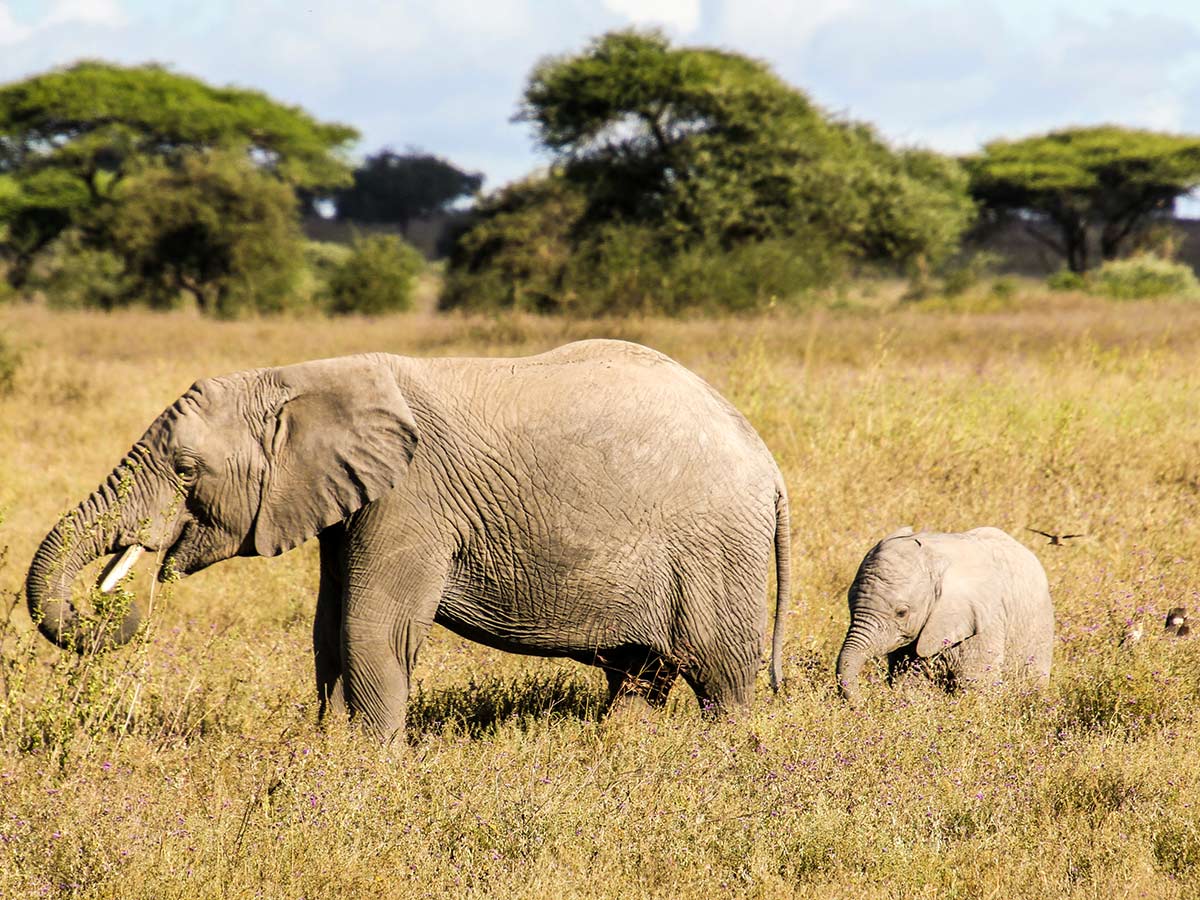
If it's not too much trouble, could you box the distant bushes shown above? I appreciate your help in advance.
[29,233,127,310]
[1046,269,1087,292]
[1091,256,1200,300]
[441,175,840,315]
[23,228,426,317]
[1044,256,1200,300]
[325,234,424,315]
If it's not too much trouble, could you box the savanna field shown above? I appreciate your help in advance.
[3,286,1200,898]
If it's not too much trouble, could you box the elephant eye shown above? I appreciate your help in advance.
[895,606,910,619]
[174,454,201,482]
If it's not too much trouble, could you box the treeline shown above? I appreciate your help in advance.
[0,62,472,316]
[3,31,1200,317]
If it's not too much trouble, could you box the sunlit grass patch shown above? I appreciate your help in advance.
[3,298,1200,896]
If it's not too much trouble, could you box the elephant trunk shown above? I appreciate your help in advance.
[26,454,154,653]
[835,620,885,702]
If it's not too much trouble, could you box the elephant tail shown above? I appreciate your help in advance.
[771,485,791,693]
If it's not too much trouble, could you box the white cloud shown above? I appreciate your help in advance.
[719,0,858,51]
[43,0,127,29]
[760,2,1200,153]
[0,4,30,46]
[602,0,701,34]
[0,0,1198,187]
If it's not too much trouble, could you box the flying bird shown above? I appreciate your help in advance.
[1026,528,1086,546]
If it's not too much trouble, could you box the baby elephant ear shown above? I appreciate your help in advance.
[253,355,420,557]
[915,553,998,658]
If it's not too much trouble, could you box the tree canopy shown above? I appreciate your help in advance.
[446,30,975,314]
[966,126,1200,272]
[518,30,973,258]
[103,150,305,316]
[0,61,357,290]
[335,149,482,227]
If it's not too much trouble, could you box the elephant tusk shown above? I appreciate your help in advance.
[97,545,144,593]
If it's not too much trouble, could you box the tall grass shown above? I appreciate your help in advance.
[2,290,1200,896]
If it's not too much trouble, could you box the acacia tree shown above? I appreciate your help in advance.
[517,29,973,260]
[446,30,974,314]
[0,61,357,292]
[335,149,482,229]
[103,150,305,317]
[966,126,1200,272]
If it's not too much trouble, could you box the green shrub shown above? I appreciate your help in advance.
[440,174,583,314]
[442,174,839,316]
[989,276,1018,300]
[936,251,999,297]
[303,240,351,280]
[326,233,423,315]
[30,232,127,310]
[561,228,838,316]
[1092,255,1200,300]
[1047,268,1087,292]
[298,240,350,307]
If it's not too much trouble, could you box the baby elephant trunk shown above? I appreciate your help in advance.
[835,622,884,702]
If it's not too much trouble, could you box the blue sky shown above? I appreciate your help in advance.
[2,0,1199,193]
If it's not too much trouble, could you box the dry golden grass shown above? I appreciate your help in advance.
[3,285,1200,898]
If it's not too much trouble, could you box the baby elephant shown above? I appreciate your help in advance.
[835,526,1053,701]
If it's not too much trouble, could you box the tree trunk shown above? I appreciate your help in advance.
[1064,225,1089,273]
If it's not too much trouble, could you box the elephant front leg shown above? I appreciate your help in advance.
[314,524,348,722]
[341,561,447,748]
[946,630,1006,691]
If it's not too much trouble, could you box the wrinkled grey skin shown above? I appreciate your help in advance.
[835,526,1053,701]
[28,340,790,743]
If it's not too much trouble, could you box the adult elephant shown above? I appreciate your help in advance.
[27,340,791,743]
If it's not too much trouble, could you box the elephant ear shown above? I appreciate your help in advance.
[253,356,420,557]
[915,549,1000,658]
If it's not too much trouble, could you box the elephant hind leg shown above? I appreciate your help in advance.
[681,664,756,717]
[678,631,761,716]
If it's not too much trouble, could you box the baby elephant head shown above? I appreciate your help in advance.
[835,527,995,701]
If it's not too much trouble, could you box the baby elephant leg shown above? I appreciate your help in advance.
[887,647,948,696]
[946,631,1007,691]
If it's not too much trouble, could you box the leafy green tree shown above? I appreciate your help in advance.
[518,29,972,262]
[442,174,585,313]
[0,61,357,290]
[102,150,305,316]
[326,233,424,315]
[0,169,86,288]
[446,30,974,315]
[966,126,1200,272]
[336,149,483,229]
[442,172,841,316]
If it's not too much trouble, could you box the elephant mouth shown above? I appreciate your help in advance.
[159,521,201,580]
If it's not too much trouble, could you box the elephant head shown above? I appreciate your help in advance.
[835,527,997,701]
[26,354,419,652]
